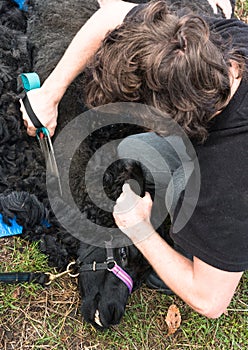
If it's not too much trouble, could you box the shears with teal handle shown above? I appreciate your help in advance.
[20,72,62,196]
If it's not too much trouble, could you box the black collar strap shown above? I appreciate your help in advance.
[78,261,109,272]
[76,243,133,294]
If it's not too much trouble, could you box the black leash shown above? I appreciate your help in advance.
[0,262,79,286]
[0,272,49,286]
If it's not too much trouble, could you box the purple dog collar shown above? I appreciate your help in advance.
[108,263,133,294]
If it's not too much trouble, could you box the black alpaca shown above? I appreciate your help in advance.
[26,0,155,328]
[0,0,151,329]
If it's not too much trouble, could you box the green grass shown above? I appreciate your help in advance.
[236,0,248,22]
[0,238,248,349]
[1,238,50,272]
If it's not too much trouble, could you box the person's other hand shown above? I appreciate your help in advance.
[113,183,155,243]
[98,0,122,8]
[207,0,233,18]
[19,86,58,137]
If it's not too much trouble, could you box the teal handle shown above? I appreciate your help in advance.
[20,72,49,135]
[20,72,41,91]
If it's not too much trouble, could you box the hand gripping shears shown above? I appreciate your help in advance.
[20,72,62,196]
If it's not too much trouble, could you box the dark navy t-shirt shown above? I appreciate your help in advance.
[171,19,248,272]
[171,76,248,272]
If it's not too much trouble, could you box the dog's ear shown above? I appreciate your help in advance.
[124,159,146,198]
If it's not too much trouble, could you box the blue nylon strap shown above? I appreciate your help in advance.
[0,273,31,283]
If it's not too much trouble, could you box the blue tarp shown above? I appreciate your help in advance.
[0,214,23,238]
[13,0,26,10]
[0,213,50,238]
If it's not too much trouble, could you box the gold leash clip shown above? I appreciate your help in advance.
[45,262,79,285]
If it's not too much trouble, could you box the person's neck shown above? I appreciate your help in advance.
[229,60,242,99]
[211,61,242,119]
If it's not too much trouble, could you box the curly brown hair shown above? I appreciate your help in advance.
[85,0,244,142]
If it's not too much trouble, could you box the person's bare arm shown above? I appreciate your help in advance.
[20,1,136,136]
[113,184,243,318]
[207,0,233,18]
[136,232,242,318]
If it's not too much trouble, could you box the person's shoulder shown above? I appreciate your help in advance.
[204,16,248,32]
[204,16,248,56]
[123,3,148,22]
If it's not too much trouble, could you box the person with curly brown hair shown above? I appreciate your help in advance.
[20,0,234,137]
[20,0,248,318]
[111,1,248,318]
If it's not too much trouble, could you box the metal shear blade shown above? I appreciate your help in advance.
[36,128,63,196]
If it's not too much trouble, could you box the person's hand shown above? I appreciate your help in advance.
[19,86,58,137]
[207,0,233,18]
[113,183,155,243]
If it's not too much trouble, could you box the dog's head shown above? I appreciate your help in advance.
[77,242,150,329]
